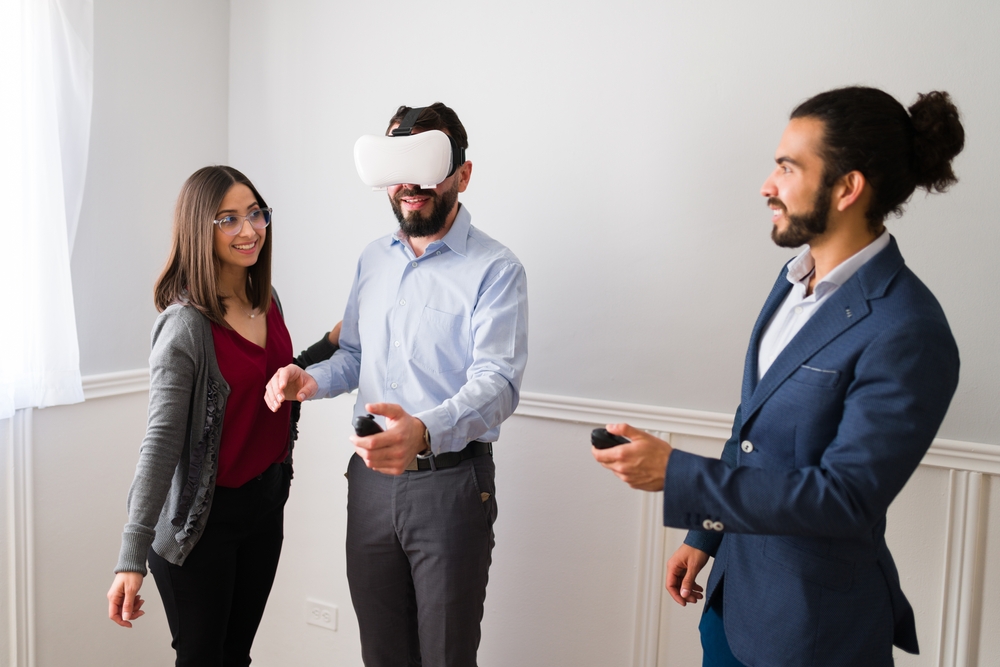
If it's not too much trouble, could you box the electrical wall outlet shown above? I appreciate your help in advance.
[305,599,337,631]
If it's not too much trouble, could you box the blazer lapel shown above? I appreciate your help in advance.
[742,265,794,408]
[740,236,906,426]
[742,279,871,424]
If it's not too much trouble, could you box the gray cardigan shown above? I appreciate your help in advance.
[115,300,336,574]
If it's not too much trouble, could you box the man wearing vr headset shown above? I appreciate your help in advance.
[265,103,528,667]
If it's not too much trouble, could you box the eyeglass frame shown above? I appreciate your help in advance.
[212,207,272,236]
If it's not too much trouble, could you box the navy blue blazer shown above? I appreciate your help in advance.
[664,236,959,667]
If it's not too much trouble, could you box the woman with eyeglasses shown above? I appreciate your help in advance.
[106,165,339,665]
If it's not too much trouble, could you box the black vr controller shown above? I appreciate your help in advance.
[353,414,384,437]
[591,428,630,449]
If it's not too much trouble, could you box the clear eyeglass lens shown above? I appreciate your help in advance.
[218,216,242,234]
[248,209,270,228]
[215,209,271,235]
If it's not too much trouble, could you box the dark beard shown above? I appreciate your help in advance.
[770,183,832,248]
[390,179,460,238]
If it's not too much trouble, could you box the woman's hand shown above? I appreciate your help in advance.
[107,571,146,628]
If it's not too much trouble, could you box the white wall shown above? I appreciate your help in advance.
[6,1,1000,666]
[71,0,230,375]
[224,1,1000,664]
[229,0,1000,446]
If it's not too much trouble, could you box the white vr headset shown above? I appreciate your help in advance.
[353,107,466,190]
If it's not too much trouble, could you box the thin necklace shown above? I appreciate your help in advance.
[224,294,257,319]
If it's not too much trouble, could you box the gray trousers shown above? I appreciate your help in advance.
[345,452,497,667]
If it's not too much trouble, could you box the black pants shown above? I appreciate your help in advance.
[148,463,290,667]
[346,452,497,667]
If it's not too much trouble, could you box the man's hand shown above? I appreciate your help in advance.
[665,544,710,607]
[591,423,672,491]
[264,364,318,411]
[352,403,427,475]
[107,571,146,628]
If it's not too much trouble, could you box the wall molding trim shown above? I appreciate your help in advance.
[75,374,1000,474]
[82,368,150,401]
[631,454,668,667]
[517,391,734,441]
[939,470,987,667]
[5,409,36,667]
[517,391,1000,475]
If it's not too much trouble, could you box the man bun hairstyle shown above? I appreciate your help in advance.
[791,86,965,230]
[386,102,469,150]
[909,91,965,193]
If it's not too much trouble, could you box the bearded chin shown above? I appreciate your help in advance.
[771,184,832,248]
[391,181,459,238]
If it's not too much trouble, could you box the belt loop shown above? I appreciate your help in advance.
[429,454,437,472]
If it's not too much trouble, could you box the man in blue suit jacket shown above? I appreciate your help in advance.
[594,87,965,666]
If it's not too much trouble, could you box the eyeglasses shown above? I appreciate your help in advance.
[213,208,272,236]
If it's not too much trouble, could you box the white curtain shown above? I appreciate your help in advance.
[0,0,93,419]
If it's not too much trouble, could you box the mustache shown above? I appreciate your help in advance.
[767,197,787,212]
[397,187,437,199]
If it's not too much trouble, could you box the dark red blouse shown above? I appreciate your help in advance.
[211,302,293,488]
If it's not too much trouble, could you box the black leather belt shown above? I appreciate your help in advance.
[405,441,493,472]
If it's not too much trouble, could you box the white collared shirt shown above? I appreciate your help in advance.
[757,231,890,380]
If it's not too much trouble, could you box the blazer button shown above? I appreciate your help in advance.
[702,519,714,530]
[712,521,724,531]
[741,440,754,453]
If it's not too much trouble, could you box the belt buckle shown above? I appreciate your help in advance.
[404,457,418,472]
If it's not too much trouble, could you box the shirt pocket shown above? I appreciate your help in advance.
[412,306,470,373]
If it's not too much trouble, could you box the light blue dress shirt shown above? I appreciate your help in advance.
[306,205,529,454]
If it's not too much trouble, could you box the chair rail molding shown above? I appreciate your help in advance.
[516,391,1000,475]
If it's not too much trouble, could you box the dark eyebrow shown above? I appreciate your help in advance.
[776,156,803,168]
[214,202,260,217]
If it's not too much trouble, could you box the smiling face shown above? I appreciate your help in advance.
[213,183,265,271]
[385,122,470,238]
[761,117,834,248]
[388,174,462,237]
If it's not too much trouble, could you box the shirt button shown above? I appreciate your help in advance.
[712,521,724,531]
[394,340,400,347]
[399,299,406,306]
[741,440,754,453]
[390,382,398,389]
[411,261,418,268]
[435,250,441,255]
[794,306,803,314]
[702,519,714,530]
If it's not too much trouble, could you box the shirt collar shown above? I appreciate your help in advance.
[785,230,891,295]
[390,203,471,257]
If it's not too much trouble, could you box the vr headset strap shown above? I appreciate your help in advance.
[391,107,426,136]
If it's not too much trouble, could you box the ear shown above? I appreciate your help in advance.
[834,170,866,212]
[456,161,472,193]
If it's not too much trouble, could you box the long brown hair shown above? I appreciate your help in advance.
[154,166,272,324]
